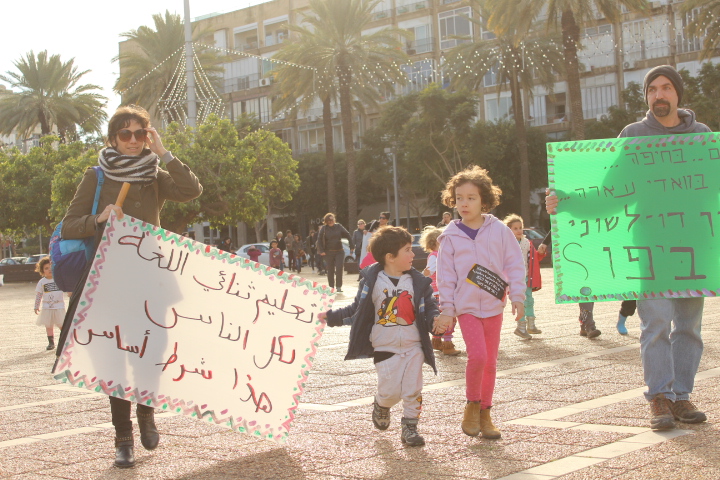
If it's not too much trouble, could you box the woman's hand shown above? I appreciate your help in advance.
[146,126,168,157]
[433,314,454,334]
[96,204,124,223]
[512,301,525,321]
[318,312,327,322]
[538,244,547,254]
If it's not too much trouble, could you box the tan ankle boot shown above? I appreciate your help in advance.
[441,341,461,356]
[462,401,481,437]
[479,407,501,439]
[431,336,442,351]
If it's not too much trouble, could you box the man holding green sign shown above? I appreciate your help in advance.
[547,65,710,431]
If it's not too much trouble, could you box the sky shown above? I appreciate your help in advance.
[0,0,266,124]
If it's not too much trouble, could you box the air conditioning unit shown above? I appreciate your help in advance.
[407,48,417,55]
[307,115,318,122]
[259,77,273,87]
[623,61,631,70]
[596,113,608,121]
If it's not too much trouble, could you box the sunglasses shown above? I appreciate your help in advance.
[380,217,388,220]
[116,129,148,142]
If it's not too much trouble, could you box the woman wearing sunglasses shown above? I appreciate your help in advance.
[60,104,202,469]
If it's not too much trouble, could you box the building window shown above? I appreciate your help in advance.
[401,59,435,94]
[407,24,433,54]
[439,7,472,50]
[582,85,617,120]
[485,96,512,122]
[676,9,704,54]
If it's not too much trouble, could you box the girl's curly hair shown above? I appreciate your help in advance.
[440,165,502,213]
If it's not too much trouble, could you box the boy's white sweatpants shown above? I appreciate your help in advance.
[375,347,424,418]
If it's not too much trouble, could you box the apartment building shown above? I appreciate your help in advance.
[180,0,718,151]
[126,0,717,245]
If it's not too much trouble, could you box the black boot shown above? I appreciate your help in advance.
[46,335,54,351]
[114,436,135,468]
[580,309,601,338]
[137,405,159,450]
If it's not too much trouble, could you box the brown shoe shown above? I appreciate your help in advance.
[441,341,461,356]
[479,407,501,439]
[669,399,707,424]
[650,394,676,430]
[462,401,481,437]
[431,336,442,351]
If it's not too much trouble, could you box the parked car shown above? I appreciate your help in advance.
[235,243,287,267]
[24,254,47,264]
[0,257,27,266]
[523,228,552,265]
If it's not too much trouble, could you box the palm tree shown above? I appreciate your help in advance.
[285,0,408,225]
[682,0,720,60]
[488,0,648,141]
[113,10,223,121]
[445,0,564,220]
[0,50,106,139]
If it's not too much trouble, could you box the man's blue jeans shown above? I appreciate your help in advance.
[638,297,704,401]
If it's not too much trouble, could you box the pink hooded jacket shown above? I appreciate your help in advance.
[437,216,526,318]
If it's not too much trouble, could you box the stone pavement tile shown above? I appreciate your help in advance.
[290,410,372,427]
[0,409,110,442]
[553,465,630,479]
[622,462,720,480]
[297,384,379,404]
[490,401,574,422]
[417,419,540,447]
[0,456,65,476]
[1,431,114,465]
[661,445,720,467]
[467,440,589,464]
[155,414,234,439]
[528,428,630,447]
[36,455,211,480]
[599,441,688,470]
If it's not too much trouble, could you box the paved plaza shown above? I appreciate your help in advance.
[1,268,719,479]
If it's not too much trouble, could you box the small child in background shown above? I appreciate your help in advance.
[319,226,440,446]
[34,256,65,351]
[434,165,526,440]
[503,214,547,339]
[247,245,262,263]
[269,240,282,269]
[421,226,460,356]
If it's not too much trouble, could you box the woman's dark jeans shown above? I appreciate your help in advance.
[324,250,345,288]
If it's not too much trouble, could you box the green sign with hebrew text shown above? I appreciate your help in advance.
[548,132,720,303]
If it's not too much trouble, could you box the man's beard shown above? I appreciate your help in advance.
[652,100,671,117]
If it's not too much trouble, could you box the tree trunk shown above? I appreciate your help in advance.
[561,9,585,141]
[322,95,337,214]
[510,62,531,221]
[337,64,357,227]
[38,109,51,136]
[254,220,265,243]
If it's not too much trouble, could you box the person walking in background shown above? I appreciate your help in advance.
[368,211,392,233]
[437,211,452,228]
[421,226,460,356]
[275,232,286,270]
[546,65,708,431]
[306,229,318,273]
[33,256,65,351]
[503,214,546,340]
[293,233,305,273]
[217,237,234,253]
[269,240,282,270]
[285,230,296,272]
[434,166,525,440]
[246,245,262,264]
[353,219,366,262]
[317,213,352,292]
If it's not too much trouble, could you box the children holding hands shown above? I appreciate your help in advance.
[434,166,526,439]
[319,226,441,446]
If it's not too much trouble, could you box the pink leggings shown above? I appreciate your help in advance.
[457,313,503,408]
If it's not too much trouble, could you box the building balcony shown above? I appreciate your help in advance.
[222,73,260,94]
[406,37,435,55]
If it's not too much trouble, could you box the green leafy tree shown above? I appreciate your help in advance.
[285,0,408,225]
[680,63,720,131]
[445,0,563,219]
[0,51,106,139]
[488,0,648,141]
[113,11,223,121]
[682,0,720,60]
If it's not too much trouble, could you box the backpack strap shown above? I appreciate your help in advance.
[91,166,104,215]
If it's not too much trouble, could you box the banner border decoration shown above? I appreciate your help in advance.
[548,132,720,304]
[53,214,331,443]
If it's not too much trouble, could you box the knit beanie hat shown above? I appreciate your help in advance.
[644,65,683,106]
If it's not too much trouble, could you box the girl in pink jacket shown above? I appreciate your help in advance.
[434,166,526,440]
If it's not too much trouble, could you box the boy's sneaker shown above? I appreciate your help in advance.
[514,320,532,340]
[668,399,707,424]
[649,394,676,430]
[372,400,391,430]
[526,316,542,334]
[400,417,425,446]
[431,336,442,351]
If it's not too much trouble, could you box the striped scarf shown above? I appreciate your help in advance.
[98,147,159,185]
